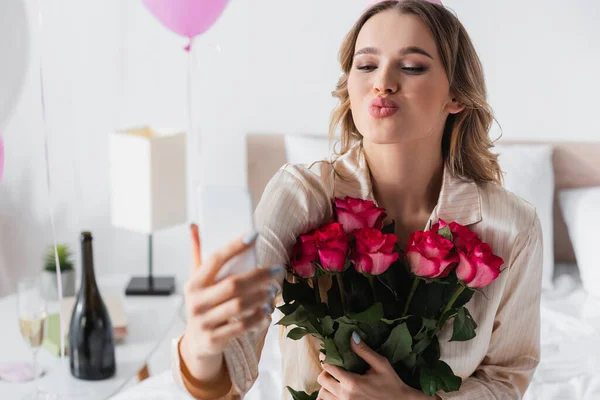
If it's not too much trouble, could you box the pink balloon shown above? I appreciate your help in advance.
[368,0,442,4]
[142,0,229,41]
[0,137,4,184]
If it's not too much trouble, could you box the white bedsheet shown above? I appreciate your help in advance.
[111,264,600,400]
[524,263,600,400]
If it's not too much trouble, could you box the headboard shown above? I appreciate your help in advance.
[247,134,600,263]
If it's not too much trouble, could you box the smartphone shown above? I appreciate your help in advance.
[197,186,258,282]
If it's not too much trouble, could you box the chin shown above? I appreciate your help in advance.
[360,126,406,145]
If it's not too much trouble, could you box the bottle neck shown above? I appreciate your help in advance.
[81,239,99,295]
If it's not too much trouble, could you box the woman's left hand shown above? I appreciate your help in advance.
[317,332,439,400]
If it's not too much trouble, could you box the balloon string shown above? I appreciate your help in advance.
[187,37,200,221]
[37,0,65,360]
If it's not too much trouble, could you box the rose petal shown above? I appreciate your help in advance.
[367,252,400,275]
[358,208,386,229]
[456,252,476,284]
[354,253,373,274]
[467,260,501,288]
[379,234,397,253]
[292,260,316,278]
[346,197,376,213]
[337,208,369,234]
[334,198,349,211]
[318,248,347,272]
[407,250,440,278]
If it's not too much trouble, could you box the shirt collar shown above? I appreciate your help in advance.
[331,142,482,227]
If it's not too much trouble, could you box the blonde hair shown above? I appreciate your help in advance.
[329,0,502,185]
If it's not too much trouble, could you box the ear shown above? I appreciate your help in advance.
[445,95,465,115]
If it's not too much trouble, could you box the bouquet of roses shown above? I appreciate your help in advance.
[277,197,504,400]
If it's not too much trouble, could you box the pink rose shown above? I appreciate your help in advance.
[406,231,459,279]
[456,241,504,288]
[334,197,386,234]
[290,232,319,278]
[353,228,399,276]
[432,220,479,252]
[316,223,350,273]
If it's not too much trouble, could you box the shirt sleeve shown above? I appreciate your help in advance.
[438,213,543,400]
[172,165,332,399]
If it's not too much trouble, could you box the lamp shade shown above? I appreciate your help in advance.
[109,127,187,234]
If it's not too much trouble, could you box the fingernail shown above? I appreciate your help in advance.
[266,284,278,299]
[268,264,285,277]
[262,302,274,314]
[352,331,361,344]
[243,231,259,245]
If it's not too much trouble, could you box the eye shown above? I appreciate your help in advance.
[356,65,377,72]
[402,66,427,74]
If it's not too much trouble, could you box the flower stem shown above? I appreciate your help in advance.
[367,275,377,302]
[336,274,348,315]
[313,277,321,304]
[401,277,420,317]
[441,285,466,318]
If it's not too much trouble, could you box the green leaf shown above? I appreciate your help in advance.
[438,309,456,329]
[321,316,335,337]
[450,307,477,342]
[438,225,453,242]
[277,302,299,316]
[435,360,462,392]
[275,304,309,327]
[421,318,438,332]
[419,359,462,395]
[287,327,309,341]
[305,302,328,319]
[381,316,410,325]
[348,302,384,325]
[333,323,368,373]
[452,287,474,309]
[286,387,319,400]
[357,321,391,350]
[420,365,440,397]
[378,322,412,364]
[323,337,345,367]
[413,335,432,355]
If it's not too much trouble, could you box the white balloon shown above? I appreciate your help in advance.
[0,0,29,135]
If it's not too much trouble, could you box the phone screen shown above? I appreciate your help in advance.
[197,186,257,281]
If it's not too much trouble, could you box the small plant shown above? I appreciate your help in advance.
[44,244,74,273]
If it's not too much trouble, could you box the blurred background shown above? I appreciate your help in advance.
[0,1,599,398]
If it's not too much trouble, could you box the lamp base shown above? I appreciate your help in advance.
[125,276,176,296]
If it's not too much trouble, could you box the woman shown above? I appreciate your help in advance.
[174,1,543,399]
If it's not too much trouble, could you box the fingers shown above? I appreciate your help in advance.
[350,331,387,372]
[322,362,353,385]
[198,285,276,329]
[186,264,283,314]
[209,306,269,345]
[317,370,342,397]
[317,382,338,400]
[189,232,259,289]
[191,223,201,270]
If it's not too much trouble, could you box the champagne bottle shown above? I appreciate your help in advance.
[68,231,116,380]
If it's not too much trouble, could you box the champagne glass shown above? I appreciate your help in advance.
[17,276,57,400]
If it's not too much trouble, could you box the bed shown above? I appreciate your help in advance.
[245,134,600,400]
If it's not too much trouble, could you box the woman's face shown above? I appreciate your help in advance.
[348,10,463,144]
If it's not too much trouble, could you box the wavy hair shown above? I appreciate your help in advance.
[329,0,502,184]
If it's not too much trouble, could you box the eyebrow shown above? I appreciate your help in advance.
[354,46,434,59]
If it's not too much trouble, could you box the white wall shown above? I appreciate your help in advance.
[1,0,599,296]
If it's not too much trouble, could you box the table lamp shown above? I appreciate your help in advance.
[109,126,187,295]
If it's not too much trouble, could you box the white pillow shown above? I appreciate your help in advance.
[559,187,600,298]
[284,134,333,165]
[495,144,555,290]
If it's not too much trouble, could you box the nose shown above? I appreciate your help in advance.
[373,66,399,95]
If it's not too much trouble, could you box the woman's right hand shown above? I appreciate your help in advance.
[182,224,284,365]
